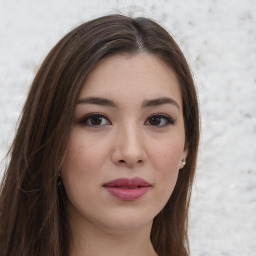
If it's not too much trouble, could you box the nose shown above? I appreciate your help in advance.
[111,125,147,167]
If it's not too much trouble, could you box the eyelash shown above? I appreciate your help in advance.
[145,113,175,127]
[78,112,175,127]
[79,113,111,127]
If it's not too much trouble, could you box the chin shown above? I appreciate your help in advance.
[96,208,155,233]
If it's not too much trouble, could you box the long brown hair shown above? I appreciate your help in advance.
[0,14,199,256]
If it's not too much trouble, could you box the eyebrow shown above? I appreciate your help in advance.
[77,96,180,110]
[142,97,180,111]
[77,97,117,107]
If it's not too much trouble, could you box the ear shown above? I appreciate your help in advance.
[179,148,188,169]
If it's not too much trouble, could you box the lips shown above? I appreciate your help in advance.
[103,177,151,201]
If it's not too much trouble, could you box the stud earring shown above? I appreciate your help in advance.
[182,159,186,167]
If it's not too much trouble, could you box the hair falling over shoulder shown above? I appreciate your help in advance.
[0,14,199,256]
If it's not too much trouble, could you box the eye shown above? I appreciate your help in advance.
[145,113,175,127]
[79,113,111,127]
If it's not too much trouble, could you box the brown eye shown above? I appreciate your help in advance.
[145,114,175,127]
[90,116,103,125]
[149,116,161,126]
[79,113,111,127]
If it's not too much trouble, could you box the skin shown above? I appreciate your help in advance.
[61,53,188,256]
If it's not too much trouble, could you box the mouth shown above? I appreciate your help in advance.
[103,177,152,201]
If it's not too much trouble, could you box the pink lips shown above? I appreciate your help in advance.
[103,177,151,201]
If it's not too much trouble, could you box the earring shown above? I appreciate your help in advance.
[182,159,186,167]
[57,172,62,186]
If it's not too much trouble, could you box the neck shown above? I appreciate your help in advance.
[68,215,157,256]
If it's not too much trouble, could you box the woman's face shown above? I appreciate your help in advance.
[62,53,187,233]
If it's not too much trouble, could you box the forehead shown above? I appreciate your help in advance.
[79,53,182,106]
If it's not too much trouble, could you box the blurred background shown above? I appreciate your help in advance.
[0,0,255,255]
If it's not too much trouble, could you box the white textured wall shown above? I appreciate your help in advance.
[0,0,255,255]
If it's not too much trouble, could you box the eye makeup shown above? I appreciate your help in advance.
[78,112,111,127]
[145,113,175,127]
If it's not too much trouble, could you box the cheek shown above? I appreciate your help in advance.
[61,130,107,184]
[151,140,184,172]
[63,142,90,177]
[156,151,180,190]
[149,141,183,203]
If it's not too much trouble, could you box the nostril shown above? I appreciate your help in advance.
[116,158,145,165]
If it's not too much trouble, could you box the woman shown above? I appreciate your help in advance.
[0,14,199,256]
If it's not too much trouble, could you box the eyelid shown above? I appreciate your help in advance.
[145,112,175,126]
[78,112,112,126]
[147,112,173,119]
